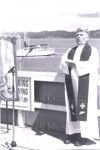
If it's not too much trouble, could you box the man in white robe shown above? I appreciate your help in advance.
[60,27,99,146]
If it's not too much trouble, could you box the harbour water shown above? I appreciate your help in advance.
[16,38,100,74]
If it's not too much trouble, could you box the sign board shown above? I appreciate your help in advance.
[1,77,31,110]
[18,77,31,104]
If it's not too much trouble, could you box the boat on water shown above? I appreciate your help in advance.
[17,44,55,57]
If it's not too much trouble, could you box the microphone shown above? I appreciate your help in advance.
[29,47,34,53]
[29,46,37,53]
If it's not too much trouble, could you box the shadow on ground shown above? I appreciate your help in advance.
[31,127,97,146]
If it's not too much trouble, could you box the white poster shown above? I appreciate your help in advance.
[0,37,14,100]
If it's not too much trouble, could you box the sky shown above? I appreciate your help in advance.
[0,0,100,32]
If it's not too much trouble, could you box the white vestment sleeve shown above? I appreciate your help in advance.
[74,47,99,76]
[59,48,71,74]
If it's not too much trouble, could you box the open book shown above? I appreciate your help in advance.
[65,59,76,67]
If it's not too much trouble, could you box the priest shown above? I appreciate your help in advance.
[59,27,100,146]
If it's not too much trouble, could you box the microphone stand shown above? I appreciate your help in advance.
[9,66,16,148]
[3,38,33,148]
[5,47,33,77]
[9,37,17,148]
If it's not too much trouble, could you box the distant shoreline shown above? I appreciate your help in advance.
[18,29,100,39]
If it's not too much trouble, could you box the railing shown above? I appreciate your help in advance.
[1,71,100,116]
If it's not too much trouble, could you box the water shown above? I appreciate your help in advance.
[17,38,100,74]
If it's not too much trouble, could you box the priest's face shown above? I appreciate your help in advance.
[76,31,89,46]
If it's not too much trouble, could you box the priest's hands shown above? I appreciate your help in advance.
[65,59,76,67]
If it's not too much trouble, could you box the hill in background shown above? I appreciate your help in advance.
[18,29,100,39]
